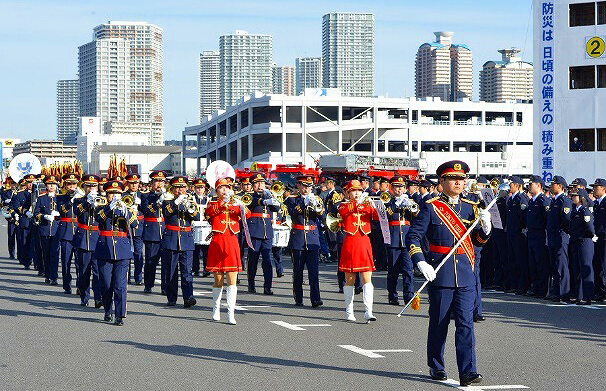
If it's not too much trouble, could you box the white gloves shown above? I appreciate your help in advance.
[479,208,491,235]
[1,211,10,218]
[174,194,187,205]
[50,210,60,217]
[263,189,272,198]
[134,196,141,205]
[357,192,368,204]
[87,191,96,204]
[222,195,231,203]
[417,261,436,282]
[26,211,33,218]
[593,235,599,243]
[156,193,165,206]
[44,214,55,222]
[5,198,11,203]
[304,193,317,207]
[263,198,280,207]
[396,194,411,207]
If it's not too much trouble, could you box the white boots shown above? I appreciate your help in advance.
[344,286,356,321]
[344,283,377,322]
[212,287,223,321]
[362,283,376,322]
[226,285,237,325]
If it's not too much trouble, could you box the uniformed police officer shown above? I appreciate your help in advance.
[161,176,198,308]
[95,180,138,326]
[506,176,530,294]
[591,178,606,302]
[405,160,491,387]
[246,173,280,295]
[487,178,509,291]
[10,174,36,269]
[33,175,61,285]
[525,175,551,298]
[284,175,324,307]
[192,178,210,277]
[547,175,573,302]
[123,174,145,285]
[142,170,168,294]
[73,174,103,307]
[385,176,418,306]
[569,188,595,305]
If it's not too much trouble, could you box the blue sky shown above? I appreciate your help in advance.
[0,0,533,141]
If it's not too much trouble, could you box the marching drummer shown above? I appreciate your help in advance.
[192,178,211,278]
[205,177,251,324]
[284,175,325,307]
[337,179,379,322]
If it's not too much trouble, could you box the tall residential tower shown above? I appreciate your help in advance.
[295,57,322,94]
[480,48,533,102]
[272,65,296,95]
[56,79,80,145]
[199,50,220,121]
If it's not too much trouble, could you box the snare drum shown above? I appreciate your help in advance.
[272,225,290,248]
[192,221,212,245]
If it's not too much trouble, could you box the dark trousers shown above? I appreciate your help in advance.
[76,249,101,303]
[292,249,321,303]
[548,239,570,299]
[193,244,208,274]
[98,258,129,318]
[370,229,387,270]
[60,239,75,291]
[17,226,32,267]
[593,237,606,298]
[7,220,16,258]
[129,236,144,283]
[162,249,194,303]
[40,235,60,281]
[247,238,273,291]
[490,229,507,287]
[32,227,43,271]
[427,285,476,377]
[508,232,530,293]
[570,238,594,301]
[386,247,414,302]
[473,247,482,317]
[272,246,284,275]
[144,241,164,290]
[528,234,550,296]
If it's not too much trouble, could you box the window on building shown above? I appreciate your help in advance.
[598,65,606,87]
[570,2,596,26]
[421,141,450,152]
[598,2,606,24]
[388,141,407,152]
[597,128,606,150]
[569,128,595,151]
[570,66,595,89]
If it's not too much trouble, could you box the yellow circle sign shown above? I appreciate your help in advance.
[586,36,605,58]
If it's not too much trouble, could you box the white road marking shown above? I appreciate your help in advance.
[545,303,604,310]
[270,320,331,331]
[338,344,412,358]
[193,290,211,296]
[224,304,272,311]
[440,378,529,390]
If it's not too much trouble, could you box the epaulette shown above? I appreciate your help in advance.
[425,196,440,204]
[17,189,25,193]
[461,198,479,205]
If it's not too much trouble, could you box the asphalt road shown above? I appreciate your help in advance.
[0,222,605,391]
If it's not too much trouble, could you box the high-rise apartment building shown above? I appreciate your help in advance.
[271,65,296,95]
[79,21,164,145]
[219,30,272,109]
[199,50,220,121]
[295,57,322,95]
[322,12,374,97]
[480,48,533,102]
[56,79,80,145]
[415,32,473,101]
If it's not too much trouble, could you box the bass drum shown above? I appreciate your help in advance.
[272,225,290,248]
[192,221,212,246]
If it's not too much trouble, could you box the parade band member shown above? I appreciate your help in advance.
[1,178,18,260]
[192,178,210,277]
[34,175,61,285]
[205,177,250,324]
[11,174,36,269]
[124,174,145,285]
[73,175,103,307]
[95,180,138,326]
[337,179,378,322]
[284,175,324,307]
[161,176,199,308]
[142,171,167,294]
[405,160,491,387]
[57,173,81,294]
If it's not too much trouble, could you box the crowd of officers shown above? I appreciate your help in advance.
[1,169,604,329]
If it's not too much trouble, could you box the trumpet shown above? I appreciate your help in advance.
[325,213,343,233]
[232,193,252,206]
[270,181,285,198]
[184,194,199,214]
[121,194,134,207]
[94,196,108,208]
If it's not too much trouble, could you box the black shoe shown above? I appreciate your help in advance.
[565,297,576,304]
[193,271,200,277]
[184,298,197,308]
[50,280,58,286]
[594,295,605,302]
[94,300,103,309]
[166,301,177,306]
[388,299,400,306]
[114,318,124,326]
[550,296,561,302]
[45,278,50,284]
[80,301,89,307]
[523,290,536,297]
[277,273,284,278]
[143,287,152,293]
[473,315,486,322]
[505,288,516,293]
[263,289,274,295]
[24,265,30,270]
[104,313,112,322]
[9,255,15,260]
[354,287,363,295]
[135,281,143,286]
[64,289,72,295]
[202,272,211,278]
[37,271,44,277]
[161,289,167,295]
[459,373,482,386]
[577,300,591,305]
[294,302,303,306]
[248,287,256,293]
[311,300,323,308]
[338,288,344,293]
[76,288,81,296]
[429,369,447,381]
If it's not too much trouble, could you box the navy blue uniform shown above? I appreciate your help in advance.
[323,189,341,261]
[246,192,280,292]
[160,197,199,304]
[57,193,79,292]
[124,190,145,284]
[34,194,60,282]
[73,197,102,305]
[593,195,606,299]
[284,195,323,304]
[142,192,166,292]
[569,205,595,301]
[94,204,137,320]
[2,188,18,259]
[192,194,209,276]
[10,189,33,268]
[506,192,530,293]
[546,193,572,300]
[405,194,490,378]
[370,191,388,271]
[385,197,416,304]
[271,206,286,277]
[489,196,508,289]
[526,193,551,296]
